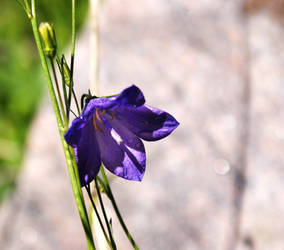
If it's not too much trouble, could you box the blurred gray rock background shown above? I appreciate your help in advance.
[1,0,284,249]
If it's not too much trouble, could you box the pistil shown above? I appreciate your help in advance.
[92,113,103,132]
[92,109,115,132]
[96,108,104,125]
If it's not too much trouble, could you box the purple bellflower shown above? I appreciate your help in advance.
[64,85,179,186]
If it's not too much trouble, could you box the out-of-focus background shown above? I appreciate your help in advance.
[1,0,284,249]
[0,0,88,203]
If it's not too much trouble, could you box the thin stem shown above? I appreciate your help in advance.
[66,0,77,120]
[68,146,82,190]
[67,79,73,121]
[85,185,113,249]
[29,1,95,249]
[50,59,68,126]
[95,178,117,250]
[23,0,32,18]
[64,144,95,250]
[66,0,76,121]
[56,57,68,116]
[70,0,76,78]
[72,88,81,114]
[90,0,100,95]
[29,4,61,126]
[100,168,139,250]
[70,109,78,118]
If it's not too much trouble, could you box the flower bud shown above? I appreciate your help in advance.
[39,22,57,58]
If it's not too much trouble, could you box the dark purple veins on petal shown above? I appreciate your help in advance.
[113,104,179,141]
[64,85,179,185]
[95,115,146,181]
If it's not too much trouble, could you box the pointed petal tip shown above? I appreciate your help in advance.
[117,85,145,107]
[114,104,179,141]
[174,119,180,129]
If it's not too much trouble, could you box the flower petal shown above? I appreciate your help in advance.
[114,84,145,107]
[64,117,88,147]
[95,116,146,181]
[81,85,145,121]
[113,104,179,141]
[65,119,101,186]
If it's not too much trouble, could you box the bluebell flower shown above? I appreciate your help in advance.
[64,85,179,186]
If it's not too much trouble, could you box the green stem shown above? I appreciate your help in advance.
[70,0,76,77]
[67,78,73,121]
[90,0,100,95]
[50,59,68,126]
[62,141,95,250]
[66,0,77,121]
[23,0,32,18]
[72,88,81,114]
[100,168,139,250]
[85,185,113,249]
[29,1,96,249]
[57,57,68,116]
[95,178,117,250]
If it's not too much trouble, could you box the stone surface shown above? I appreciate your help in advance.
[1,0,284,249]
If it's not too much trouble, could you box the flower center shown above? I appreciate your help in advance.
[92,108,114,132]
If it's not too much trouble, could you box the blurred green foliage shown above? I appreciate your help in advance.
[0,0,88,202]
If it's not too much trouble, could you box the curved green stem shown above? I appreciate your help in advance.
[56,57,68,116]
[72,88,81,114]
[100,168,139,250]
[70,0,76,78]
[29,1,96,249]
[23,0,32,18]
[95,178,117,250]
[85,185,113,249]
[90,0,100,95]
[50,59,68,127]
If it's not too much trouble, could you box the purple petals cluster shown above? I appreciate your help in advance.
[64,85,179,186]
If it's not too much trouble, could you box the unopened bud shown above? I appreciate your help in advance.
[39,22,57,58]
